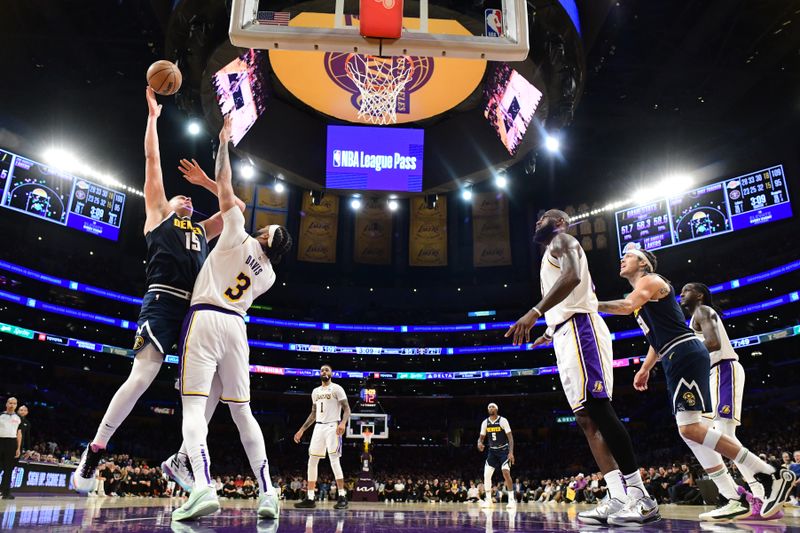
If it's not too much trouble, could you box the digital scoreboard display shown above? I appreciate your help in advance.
[615,165,792,255]
[0,148,125,240]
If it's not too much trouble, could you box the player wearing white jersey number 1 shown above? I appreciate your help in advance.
[172,116,293,522]
[294,365,352,510]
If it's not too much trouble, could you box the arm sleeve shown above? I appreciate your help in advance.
[214,206,248,251]
[501,417,512,433]
[479,419,487,436]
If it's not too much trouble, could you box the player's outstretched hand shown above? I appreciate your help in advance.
[531,335,550,348]
[293,430,303,444]
[477,442,485,452]
[219,114,233,144]
[504,310,538,346]
[146,87,162,118]
[336,422,346,436]
[633,369,649,391]
[179,158,211,186]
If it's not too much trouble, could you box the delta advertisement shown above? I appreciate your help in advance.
[326,125,423,192]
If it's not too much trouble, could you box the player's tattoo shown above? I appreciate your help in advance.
[215,141,230,179]
[598,300,629,314]
[657,287,669,296]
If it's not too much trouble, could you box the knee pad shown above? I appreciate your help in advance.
[329,455,344,480]
[679,428,723,470]
[675,411,702,426]
[308,455,321,483]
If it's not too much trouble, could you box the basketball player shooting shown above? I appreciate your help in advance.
[681,282,779,520]
[505,209,659,526]
[172,115,293,521]
[477,402,515,508]
[599,248,796,521]
[73,88,246,493]
[293,364,351,510]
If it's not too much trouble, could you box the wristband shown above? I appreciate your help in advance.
[531,306,543,317]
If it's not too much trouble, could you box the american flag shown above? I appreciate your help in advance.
[257,11,290,26]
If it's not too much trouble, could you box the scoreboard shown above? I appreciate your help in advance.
[0,148,126,241]
[615,165,792,256]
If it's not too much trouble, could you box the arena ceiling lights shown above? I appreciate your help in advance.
[42,148,143,197]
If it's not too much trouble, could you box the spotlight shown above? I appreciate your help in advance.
[239,163,255,179]
[461,185,473,201]
[274,179,285,193]
[310,190,325,206]
[425,194,438,209]
[495,172,508,189]
[187,120,202,136]
[544,134,560,153]
[350,197,362,210]
[388,199,399,211]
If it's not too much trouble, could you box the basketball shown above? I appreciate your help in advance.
[146,60,182,96]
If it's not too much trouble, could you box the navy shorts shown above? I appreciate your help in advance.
[133,291,190,356]
[660,338,712,415]
[486,448,510,470]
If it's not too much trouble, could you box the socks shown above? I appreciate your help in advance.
[339,488,347,497]
[623,470,651,500]
[604,470,626,501]
[187,443,213,490]
[735,447,776,476]
[709,467,739,500]
[308,489,315,500]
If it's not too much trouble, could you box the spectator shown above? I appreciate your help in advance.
[0,397,22,500]
[16,405,31,452]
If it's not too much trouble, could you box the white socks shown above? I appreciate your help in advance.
[228,403,275,495]
[735,447,775,476]
[709,467,739,501]
[182,396,213,490]
[715,420,765,500]
[604,470,626,501]
[623,470,651,500]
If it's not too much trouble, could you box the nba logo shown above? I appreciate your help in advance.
[485,9,502,37]
[332,150,341,167]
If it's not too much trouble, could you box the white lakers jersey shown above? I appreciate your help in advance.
[539,237,598,328]
[690,307,739,365]
[312,382,347,424]
[190,207,276,315]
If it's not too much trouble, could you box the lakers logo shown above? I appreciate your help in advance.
[720,405,731,415]
[133,335,145,351]
[593,381,604,393]
[682,392,697,407]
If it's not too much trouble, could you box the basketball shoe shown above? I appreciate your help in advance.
[294,497,316,509]
[72,444,104,494]
[172,485,220,521]
[607,495,660,525]
[258,491,280,519]
[699,493,751,521]
[577,496,626,525]
[755,468,796,518]
[162,453,194,494]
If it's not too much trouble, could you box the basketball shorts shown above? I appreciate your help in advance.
[134,291,190,356]
[552,313,614,412]
[486,447,510,471]
[178,304,250,403]
[660,338,712,415]
[309,421,342,458]
[704,359,745,426]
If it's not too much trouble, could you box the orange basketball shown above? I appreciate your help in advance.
[146,60,182,96]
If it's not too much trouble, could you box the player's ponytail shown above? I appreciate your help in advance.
[264,225,292,264]
[692,283,724,317]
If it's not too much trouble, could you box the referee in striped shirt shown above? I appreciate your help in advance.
[0,397,22,499]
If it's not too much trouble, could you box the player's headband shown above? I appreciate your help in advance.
[487,403,498,410]
[626,249,654,272]
[266,225,280,247]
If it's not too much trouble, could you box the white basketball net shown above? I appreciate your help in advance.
[345,55,414,125]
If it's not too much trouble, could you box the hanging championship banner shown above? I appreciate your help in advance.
[409,196,447,266]
[297,193,339,263]
[354,198,392,265]
[472,192,511,267]
[256,186,288,211]
[254,210,287,229]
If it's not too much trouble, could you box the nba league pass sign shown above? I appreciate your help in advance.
[326,125,424,192]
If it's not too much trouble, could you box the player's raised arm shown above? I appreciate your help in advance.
[143,87,170,234]
[598,275,669,315]
[505,233,582,345]
[215,115,235,213]
[693,306,722,352]
[178,156,247,241]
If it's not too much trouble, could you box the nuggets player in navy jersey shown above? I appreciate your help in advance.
[681,282,781,521]
[477,403,515,508]
[73,88,246,493]
[599,247,796,521]
[506,210,657,526]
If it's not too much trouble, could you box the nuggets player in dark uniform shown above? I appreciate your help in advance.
[477,403,515,508]
[73,88,245,492]
[599,247,796,521]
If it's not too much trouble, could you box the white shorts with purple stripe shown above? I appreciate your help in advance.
[309,421,343,458]
[704,359,744,426]
[552,313,614,412]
